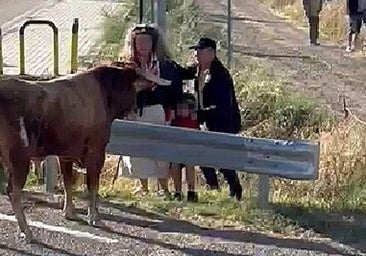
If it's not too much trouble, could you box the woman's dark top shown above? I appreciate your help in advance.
[197,59,241,134]
[136,58,196,114]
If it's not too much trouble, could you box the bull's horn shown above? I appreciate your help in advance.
[135,67,172,86]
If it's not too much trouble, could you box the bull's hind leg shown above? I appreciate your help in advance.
[60,160,76,220]
[85,152,105,227]
[8,158,32,241]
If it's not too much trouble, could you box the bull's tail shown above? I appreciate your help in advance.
[111,155,123,187]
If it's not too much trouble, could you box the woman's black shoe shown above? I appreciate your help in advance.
[174,192,183,201]
[187,191,198,202]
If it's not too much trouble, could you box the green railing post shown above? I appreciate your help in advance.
[70,18,79,74]
[19,20,59,76]
[19,27,25,75]
[53,27,59,76]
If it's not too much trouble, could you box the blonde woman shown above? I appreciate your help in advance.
[118,24,197,198]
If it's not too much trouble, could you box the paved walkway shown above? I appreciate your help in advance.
[1,0,121,76]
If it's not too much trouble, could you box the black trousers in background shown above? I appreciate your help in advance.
[201,167,239,189]
[308,16,320,44]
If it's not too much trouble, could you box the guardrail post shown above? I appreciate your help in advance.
[70,18,79,74]
[44,155,58,194]
[258,174,270,209]
[0,28,3,75]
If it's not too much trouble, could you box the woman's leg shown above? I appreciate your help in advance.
[185,165,198,202]
[170,163,183,200]
[219,169,242,201]
[158,178,169,192]
[133,178,149,195]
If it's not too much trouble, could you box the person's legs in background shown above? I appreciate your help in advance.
[201,167,242,201]
[170,164,198,202]
[185,165,198,202]
[134,178,148,195]
[158,178,170,196]
[170,163,183,200]
[309,16,320,45]
[200,167,219,189]
[219,169,242,201]
[346,15,361,52]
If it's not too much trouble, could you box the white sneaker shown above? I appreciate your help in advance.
[346,44,355,53]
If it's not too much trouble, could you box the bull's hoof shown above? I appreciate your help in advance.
[19,230,34,243]
[63,210,77,221]
[88,217,104,228]
[63,202,76,220]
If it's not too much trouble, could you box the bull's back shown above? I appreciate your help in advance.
[40,75,108,128]
[36,75,110,155]
[0,75,109,157]
[0,78,46,117]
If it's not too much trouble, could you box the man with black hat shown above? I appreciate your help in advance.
[189,37,243,200]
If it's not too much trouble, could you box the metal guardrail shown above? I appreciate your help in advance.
[106,120,320,208]
[107,120,319,180]
[39,120,319,208]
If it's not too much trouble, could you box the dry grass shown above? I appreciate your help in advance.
[272,118,366,211]
[260,0,347,42]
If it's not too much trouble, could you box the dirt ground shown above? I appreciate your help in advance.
[196,0,366,120]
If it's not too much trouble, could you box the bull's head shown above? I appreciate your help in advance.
[93,61,171,120]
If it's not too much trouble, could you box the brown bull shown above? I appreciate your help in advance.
[0,61,166,241]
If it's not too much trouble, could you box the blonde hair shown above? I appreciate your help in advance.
[118,24,171,63]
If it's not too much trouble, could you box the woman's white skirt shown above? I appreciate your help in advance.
[118,104,169,179]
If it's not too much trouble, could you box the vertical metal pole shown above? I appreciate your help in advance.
[19,29,25,75]
[227,0,232,69]
[157,0,166,35]
[0,28,3,75]
[71,18,79,74]
[150,0,155,23]
[53,26,59,76]
[139,0,144,23]
[153,0,159,26]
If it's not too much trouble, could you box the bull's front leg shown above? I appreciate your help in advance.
[60,160,76,220]
[85,152,105,227]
